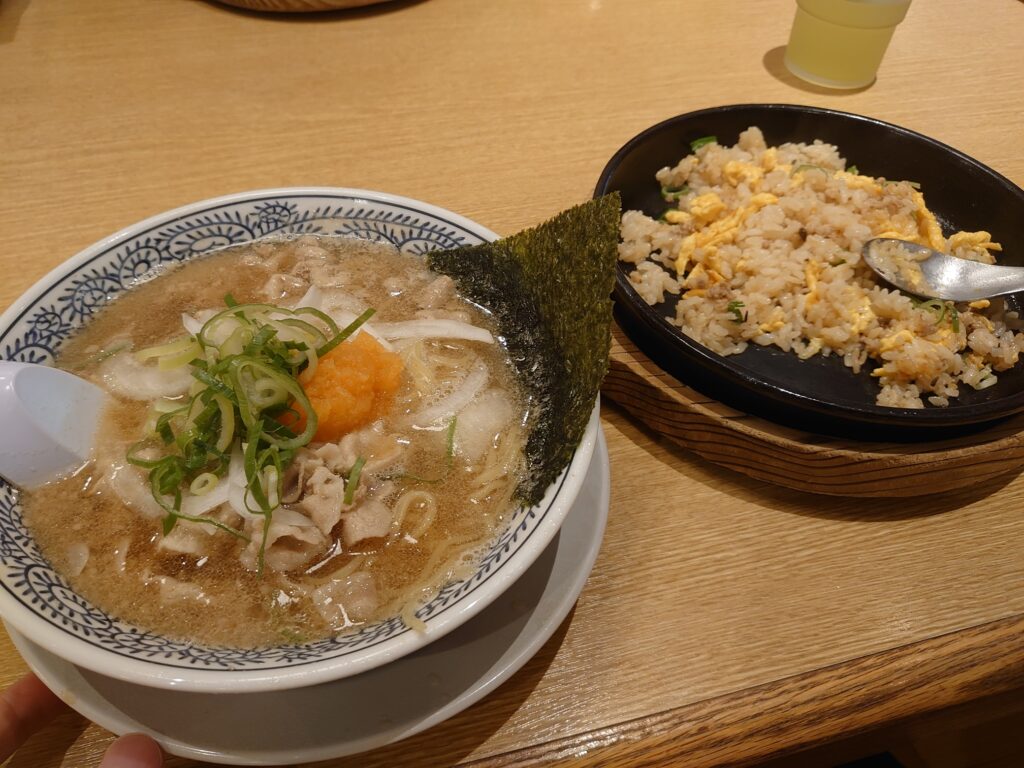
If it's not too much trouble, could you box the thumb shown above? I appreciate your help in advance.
[99,732,164,768]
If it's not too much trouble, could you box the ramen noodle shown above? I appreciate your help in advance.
[23,235,529,647]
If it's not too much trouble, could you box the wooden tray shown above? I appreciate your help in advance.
[602,323,1024,497]
[215,0,391,11]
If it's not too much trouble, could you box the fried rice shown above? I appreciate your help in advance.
[618,126,1021,408]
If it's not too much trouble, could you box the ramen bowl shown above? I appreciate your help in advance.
[0,188,599,693]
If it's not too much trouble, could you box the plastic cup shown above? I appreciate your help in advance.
[784,0,912,89]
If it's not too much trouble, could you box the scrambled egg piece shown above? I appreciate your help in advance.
[878,329,915,353]
[675,193,778,275]
[723,161,764,188]
[849,298,874,334]
[835,171,883,193]
[663,210,692,225]
[681,262,725,292]
[689,192,726,224]
[835,172,952,252]
[950,231,1002,253]
[874,226,919,242]
[804,260,820,306]
[798,338,823,359]
[656,147,1018,405]
[872,189,945,252]
[759,307,786,333]
[911,190,946,251]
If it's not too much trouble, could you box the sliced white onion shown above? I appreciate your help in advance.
[181,312,204,336]
[373,319,494,344]
[226,450,287,520]
[412,363,489,427]
[227,448,258,519]
[271,506,320,529]
[453,389,514,463]
[99,351,193,400]
[294,285,324,311]
[66,543,89,577]
[179,479,230,519]
[104,458,164,519]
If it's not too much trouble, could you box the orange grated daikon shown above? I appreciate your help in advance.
[294,332,404,442]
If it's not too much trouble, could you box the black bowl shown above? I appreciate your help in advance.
[595,104,1024,440]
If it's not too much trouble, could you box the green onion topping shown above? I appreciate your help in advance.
[792,163,827,175]
[881,179,922,189]
[444,415,457,468]
[344,457,366,506]
[910,297,960,333]
[726,300,747,323]
[127,296,374,574]
[690,136,717,152]
[660,184,690,201]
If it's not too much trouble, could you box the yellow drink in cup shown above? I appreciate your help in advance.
[784,0,912,89]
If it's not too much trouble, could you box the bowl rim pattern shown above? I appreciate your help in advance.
[0,187,597,692]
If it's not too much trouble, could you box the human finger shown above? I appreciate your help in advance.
[99,732,164,768]
[0,672,70,760]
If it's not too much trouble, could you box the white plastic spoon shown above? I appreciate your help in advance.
[0,362,106,488]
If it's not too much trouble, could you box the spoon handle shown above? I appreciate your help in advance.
[933,259,1024,300]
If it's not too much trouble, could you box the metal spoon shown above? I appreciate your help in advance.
[0,362,106,488]
[862,238,1024,302]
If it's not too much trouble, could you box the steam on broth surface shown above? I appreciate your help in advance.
[23,236,528,648]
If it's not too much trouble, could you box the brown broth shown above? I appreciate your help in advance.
[23,236,526,648]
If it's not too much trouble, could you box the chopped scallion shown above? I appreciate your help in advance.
[726,300,747,324]
[344,457,366,505]
[127,295,370,573]
[72,342,130,371]
[660,184,690,201]
[445,415,458,467]
[689,136,717,152]
[792,163,826,175]
[315,307,375,358]
[881,179,922,189]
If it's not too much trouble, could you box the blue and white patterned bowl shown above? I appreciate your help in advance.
[0,188,598,693]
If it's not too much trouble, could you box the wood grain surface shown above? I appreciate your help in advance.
[1,0,1023,766]
[214,0,394,11]
[604,325,1024,497]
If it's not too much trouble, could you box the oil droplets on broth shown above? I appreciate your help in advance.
[23,236,529,648]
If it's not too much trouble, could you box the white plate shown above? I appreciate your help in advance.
[7,428,609,765]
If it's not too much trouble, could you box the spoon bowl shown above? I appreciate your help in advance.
[0,362,106,488]
[862,238,1024,302]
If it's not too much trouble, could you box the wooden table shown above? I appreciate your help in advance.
[1,1,1023,765]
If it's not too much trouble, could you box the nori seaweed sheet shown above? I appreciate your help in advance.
[427,193,620,507]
